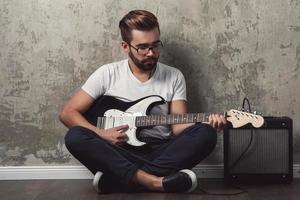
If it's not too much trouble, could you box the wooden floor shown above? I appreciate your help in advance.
[1,179,300,200]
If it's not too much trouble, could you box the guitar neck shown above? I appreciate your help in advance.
[135,113,224,127]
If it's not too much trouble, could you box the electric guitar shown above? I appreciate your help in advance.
[83,95,264,146]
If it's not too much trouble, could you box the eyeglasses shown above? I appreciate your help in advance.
[128,41,163,55]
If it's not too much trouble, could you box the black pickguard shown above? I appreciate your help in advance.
[83,95,166,126]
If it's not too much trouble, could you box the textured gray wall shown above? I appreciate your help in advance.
[0,0,299,166]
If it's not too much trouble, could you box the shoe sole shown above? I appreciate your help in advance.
[93,171,103,193]
[180,169,198,193]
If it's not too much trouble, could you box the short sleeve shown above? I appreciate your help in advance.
[172,70,187,101]
[81,65,109,99]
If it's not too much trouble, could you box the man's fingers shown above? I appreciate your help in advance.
[208,114,215,127]
[115,133,129,145]
[117,132,128,139]
[208,115,213,126]
[209,114,226,131]
[212,114,218,128]
[221,115,227,124]
[115,124,129,131]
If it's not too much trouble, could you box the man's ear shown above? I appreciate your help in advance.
[121,41,129,53]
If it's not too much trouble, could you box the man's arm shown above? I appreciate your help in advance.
[169,99,227,136]
[59,89,97,132]
[59,89,128,145]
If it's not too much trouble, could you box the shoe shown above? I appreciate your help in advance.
[93,171,139,193]
[162,169,197,193]
[93,171,103,193]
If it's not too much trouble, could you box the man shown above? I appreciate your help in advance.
[59,10,226,193]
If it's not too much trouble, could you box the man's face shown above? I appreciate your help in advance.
[127,28,160,71]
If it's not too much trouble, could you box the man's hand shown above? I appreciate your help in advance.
[208,114,227,132]
[95,124,129,145]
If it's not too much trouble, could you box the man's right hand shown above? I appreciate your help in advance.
[95,124,129,146]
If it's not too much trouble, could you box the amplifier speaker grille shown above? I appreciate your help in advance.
[224,117,293,183]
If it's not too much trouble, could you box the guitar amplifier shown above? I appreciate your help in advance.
[224,116,293,183]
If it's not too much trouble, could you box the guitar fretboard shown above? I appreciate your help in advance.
[135,113,216,127]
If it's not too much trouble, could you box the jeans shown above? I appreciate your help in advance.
[65,123,217,185]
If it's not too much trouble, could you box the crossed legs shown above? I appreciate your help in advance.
[65,123,217,192]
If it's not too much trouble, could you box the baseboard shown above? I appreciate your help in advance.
[0,165,299,180]
[0,166,93,180]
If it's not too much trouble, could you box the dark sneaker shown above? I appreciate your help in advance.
[92,171,141,193]
[162,169,197,193]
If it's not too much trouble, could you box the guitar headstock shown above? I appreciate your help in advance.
[226,109,264,128]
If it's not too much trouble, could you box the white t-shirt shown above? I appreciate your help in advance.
[82,59,187,140]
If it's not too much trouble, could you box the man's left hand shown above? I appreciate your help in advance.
[208,114,227,132]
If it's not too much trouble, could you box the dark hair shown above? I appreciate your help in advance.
[119,10,160,43]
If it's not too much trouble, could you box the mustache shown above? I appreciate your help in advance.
[142,57,158,63]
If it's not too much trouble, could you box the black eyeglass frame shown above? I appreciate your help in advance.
[127,41,163,55]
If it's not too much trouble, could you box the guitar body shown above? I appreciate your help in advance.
[83,95,166,146]
[83,95,264,147]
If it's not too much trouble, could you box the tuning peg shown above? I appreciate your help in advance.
[254,111,263,115]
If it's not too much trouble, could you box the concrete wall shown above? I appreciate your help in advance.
[0,0,299,166]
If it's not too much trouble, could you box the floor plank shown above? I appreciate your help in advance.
[0,179,299,200]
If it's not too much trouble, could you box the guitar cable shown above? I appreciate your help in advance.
[194,183,248,196]
[194,97,257,196]
[228,97,255,170]
[203,97,255,196]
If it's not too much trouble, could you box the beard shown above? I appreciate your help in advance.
[129,50,158,71]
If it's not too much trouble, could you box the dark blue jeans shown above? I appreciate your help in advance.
[65,123,217,185]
